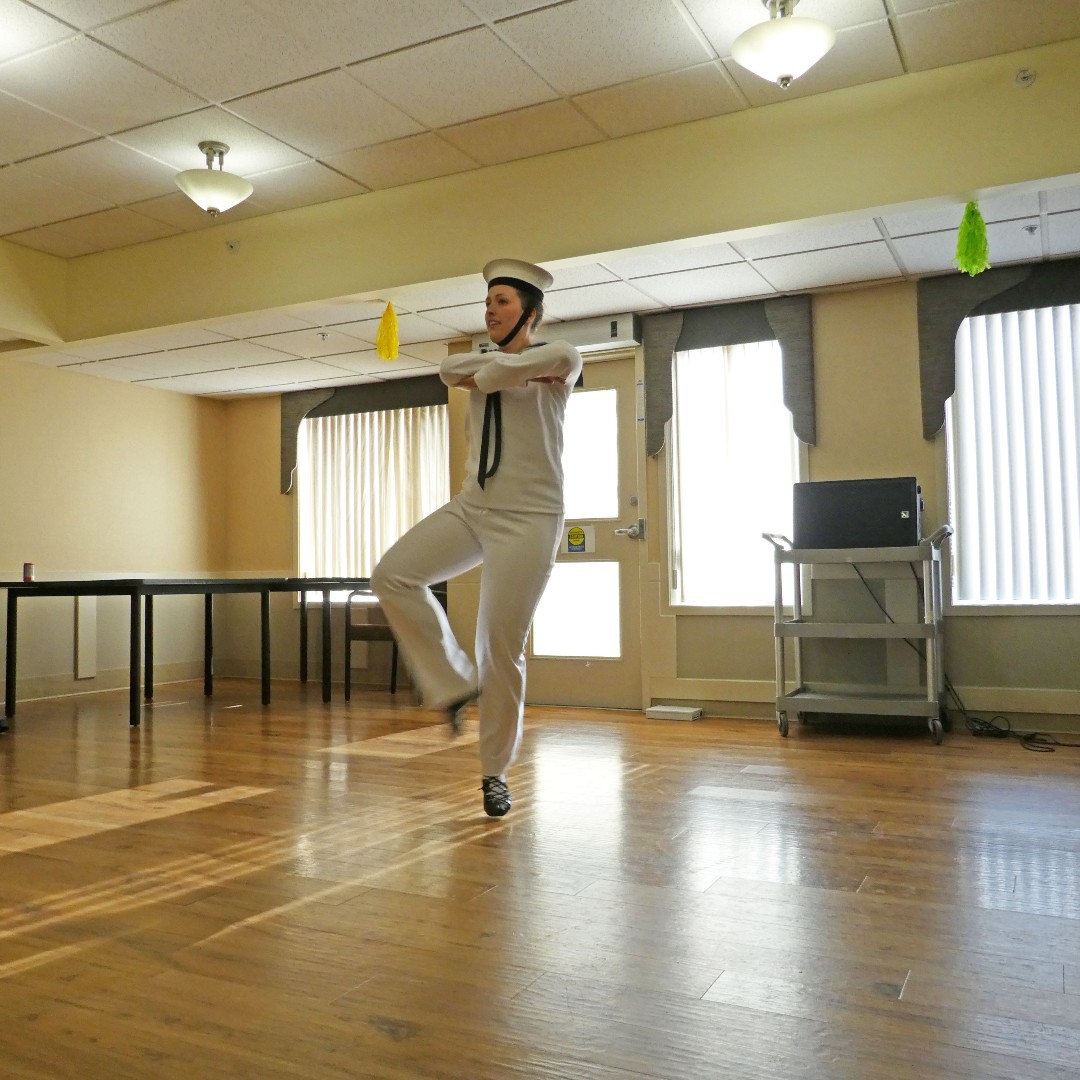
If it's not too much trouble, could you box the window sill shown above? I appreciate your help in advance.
[946,603,1080,617]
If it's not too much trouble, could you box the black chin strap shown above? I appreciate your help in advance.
[477,306,534,490]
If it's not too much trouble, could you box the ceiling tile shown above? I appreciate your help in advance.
[893,218,1045,275]
[28,1,165,29]
[753,242,902,292]
[0,1,76,62]
[202,311,319,338]
[1047,210,1080,257]
[397,341,453,364]
[895,0,1080,71]
[144,338,299,374]
[881,191,1041,237]
[126,326,234,353]
[256,357,379,383]
[465,0,564,16]
[249,327,370,358]
[111,106,308,174]
[8,347,79,368]
[349,27,557,128]
[0,91,95,165]
[441,100,603,166]
[139,360,316,393]
[630,262,774,305]
[246,0,481,66]
[23,139,180,203]
[544,280,665,320]
[500,0,715,95]
[4,206,179,258]
[324,133,477,191]
[37,334,184,362]
[415,303,485,335]
[309,349,419,377]
[599,240,742,278]
[334,313,458,345]
[574,62,743,139]
[1046,184,1080,214]
[294,298,393,326]
[227,70,423,157]
[544,264,620,290]
[368,359,440,381]
[242,161,366,214]
[92,0,334,101]
[736,218,883,259]
[0,36,205,133]
[0,165,112,234]
[388,276,486,313]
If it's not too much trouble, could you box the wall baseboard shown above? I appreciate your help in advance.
[646,677,1080,729]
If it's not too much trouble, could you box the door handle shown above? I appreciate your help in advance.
[614,517,646,540]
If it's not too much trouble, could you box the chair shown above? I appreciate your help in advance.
[343,583,448,701]
[344,591,399,700]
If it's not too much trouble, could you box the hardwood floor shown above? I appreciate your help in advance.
[1,680,1079,1079]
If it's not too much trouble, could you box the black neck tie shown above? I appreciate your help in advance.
[477,392,502,489]
[476,306,533,489]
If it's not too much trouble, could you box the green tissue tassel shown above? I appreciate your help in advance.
[954,201,991,276]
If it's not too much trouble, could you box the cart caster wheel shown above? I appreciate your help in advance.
[929,718,944,745]
[778,713,789,738]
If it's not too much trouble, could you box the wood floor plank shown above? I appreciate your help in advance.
[2,677,1079,1078]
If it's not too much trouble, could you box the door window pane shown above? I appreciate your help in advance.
[562,389,618,519]
[532,562,621,658]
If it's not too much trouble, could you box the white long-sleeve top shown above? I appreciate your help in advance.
[439,340,584,513]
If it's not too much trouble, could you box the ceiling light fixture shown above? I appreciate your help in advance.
[731,0,836,90]
[174,140,254,217]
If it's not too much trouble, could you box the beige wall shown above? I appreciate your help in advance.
[0,357,228,699]
[3,274,1079,721]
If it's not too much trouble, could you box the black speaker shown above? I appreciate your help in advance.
[793,477,922,548]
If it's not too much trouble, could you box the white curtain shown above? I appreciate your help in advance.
[670,341,798,606]
[949,305,1080,604]
[296,405,449,578]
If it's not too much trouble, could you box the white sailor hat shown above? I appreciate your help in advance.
[483,258,553,297]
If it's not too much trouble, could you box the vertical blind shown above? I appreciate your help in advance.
[949,305,1080,604]
[296,405,449,578]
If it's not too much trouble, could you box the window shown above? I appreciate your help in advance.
[947,304,1080,605]
[296,406,449,585]
[670,341,799,606]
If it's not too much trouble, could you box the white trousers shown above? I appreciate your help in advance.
[371,498,563,777]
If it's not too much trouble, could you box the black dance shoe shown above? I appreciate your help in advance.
[481,776,512,817]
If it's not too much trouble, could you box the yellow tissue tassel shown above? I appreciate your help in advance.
[954,201,991,276]
[375,302,399,361]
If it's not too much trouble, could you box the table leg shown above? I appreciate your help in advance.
[299,591,308,682]
[2,591,14,730]
[144,594,154,701]
[321,588,332,703]
[204,594,214,696]
[130,591,141,727]
[261,589,271,705]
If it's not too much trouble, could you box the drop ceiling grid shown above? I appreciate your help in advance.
[0,0,1078,397]
[0,0,1076,255]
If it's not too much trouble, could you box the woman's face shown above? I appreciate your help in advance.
[485,284,526,344]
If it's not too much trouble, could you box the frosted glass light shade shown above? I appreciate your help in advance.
[174,168,254,216]
[731,15,836,88]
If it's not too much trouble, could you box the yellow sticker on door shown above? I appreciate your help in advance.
[564,525,594,553]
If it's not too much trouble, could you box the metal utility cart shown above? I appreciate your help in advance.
[763,526,952,743]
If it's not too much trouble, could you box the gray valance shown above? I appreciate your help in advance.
[280,375,447,493]
[917,256,1080,438]
[642,294,816,457]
